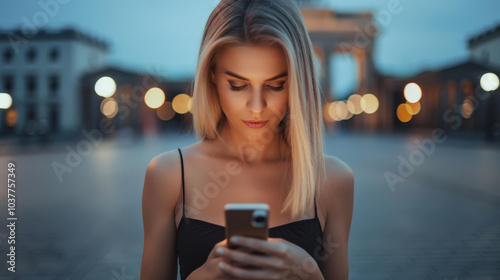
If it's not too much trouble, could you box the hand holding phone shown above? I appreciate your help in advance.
[225,203,269,251]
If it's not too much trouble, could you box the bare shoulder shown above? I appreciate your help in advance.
[143,144,200,203]
[140,148,185,279]
[144,148,183,197]
[147,148,183,171]
[316,154,354,278]
[319,154,354,229]
[322,154,354,193]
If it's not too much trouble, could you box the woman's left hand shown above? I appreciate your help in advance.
[215,235,320,279]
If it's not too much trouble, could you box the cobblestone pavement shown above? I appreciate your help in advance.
[0,131,498,279]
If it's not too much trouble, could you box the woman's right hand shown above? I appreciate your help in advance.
[198,238,259,279]
[198,239,236,279]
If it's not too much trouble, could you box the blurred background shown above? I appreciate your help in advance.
[0,0,499,279]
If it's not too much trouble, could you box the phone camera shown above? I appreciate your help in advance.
[252,210,268,228]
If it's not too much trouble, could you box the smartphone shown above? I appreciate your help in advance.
[225,203,269,250]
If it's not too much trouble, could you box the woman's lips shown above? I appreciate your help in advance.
[243,120,268,129]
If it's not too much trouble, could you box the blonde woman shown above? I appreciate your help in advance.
[140,0,354,279]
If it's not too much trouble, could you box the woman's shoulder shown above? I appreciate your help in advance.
[145,141,205,174]
[323,154,353,178]
[143,149,184,196]
[147,149,181,172]
[321,154,354,194]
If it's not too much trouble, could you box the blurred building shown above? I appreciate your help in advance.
[301,9,377,99]
[469,23,500,69]
[80,67,193,137]
[0,28,109,139]
[380,23,500,139]
[382,62,499,132]
[298,1,380,132]
[0,27,195,142]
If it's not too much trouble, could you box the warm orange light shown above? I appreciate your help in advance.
[6,108,17,127]
[461,99,474,118]
[323,103,334,122]
[326,102,339,121]
[172,93,192,114]
[157,101,176,121]
[397,103,412,122]
[406,101,421,115]
[360,93,379,114]
[346,94,363,115]
[100,98,118,118]
[335,101,348,120]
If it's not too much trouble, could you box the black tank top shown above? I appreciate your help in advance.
[175,148,324,280]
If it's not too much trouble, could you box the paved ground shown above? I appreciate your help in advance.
[0,130,499,280]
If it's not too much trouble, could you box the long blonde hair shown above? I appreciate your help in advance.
[190,0,327,220]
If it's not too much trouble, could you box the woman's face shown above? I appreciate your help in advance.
[211,44,289,137]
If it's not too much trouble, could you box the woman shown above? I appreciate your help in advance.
[140,0,354,279]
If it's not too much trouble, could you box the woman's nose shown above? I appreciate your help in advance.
[247,89,266,113]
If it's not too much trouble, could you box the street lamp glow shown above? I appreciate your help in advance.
[327,102,340,121]
[404,83,422,103]
[406,101,421,115]
[157,101,176,121]
[172,93,192,114]
[6,108,17,127]
[346,94,363,115]
[480,73,499,92]
[95,76,116,98]
[0,93,13,109]
[461,99,474,118]
[323,102,334,122]
[360,93,379,114]
[397,103,412,122]
[144,87,166,109]
[335,101,348,120]
[100,98,118,118]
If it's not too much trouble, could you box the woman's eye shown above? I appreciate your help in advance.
[229,84,285,92]
[230,85,246,92]
[268,85,285,92]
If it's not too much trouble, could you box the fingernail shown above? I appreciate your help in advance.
[230,236,239,243]
[216,247,224,255]
[219,262,225,269]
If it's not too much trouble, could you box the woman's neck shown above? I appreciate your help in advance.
[214,124,289,165]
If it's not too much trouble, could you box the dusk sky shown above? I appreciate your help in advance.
[1,0,500,97]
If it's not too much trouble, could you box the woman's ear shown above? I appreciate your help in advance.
[211,71,216,84]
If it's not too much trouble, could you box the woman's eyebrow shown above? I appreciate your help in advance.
[223,70,288,82]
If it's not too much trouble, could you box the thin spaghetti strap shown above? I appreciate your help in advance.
[314,190,318,218]
[178,148,185,218]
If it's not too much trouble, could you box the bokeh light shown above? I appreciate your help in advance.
[144,87,166,109]
[404,83,422,103]
[100,98,118,118]
[406,101,421,115]
[6,108,17,127]
[157,101,176,121]
[480,72,499,92]
[461,99,474,118]
[323,103,334,122]
[0,93,13,109]
[95,76,116,98]
[327,102,340,121]
[172,93,192,114]
[360,93,379,114]
[346,94,363,115]
[344,107,354,120]
[335,101,348,120]
[397,103,413,122]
